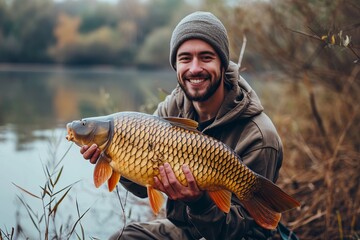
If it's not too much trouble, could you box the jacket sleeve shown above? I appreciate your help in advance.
[184,147,281,240]
[119,177,148,198]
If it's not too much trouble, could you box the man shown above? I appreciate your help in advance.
[81,11,283,239]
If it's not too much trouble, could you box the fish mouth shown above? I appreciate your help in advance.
[65,132,73,141]
[65,123,74,141]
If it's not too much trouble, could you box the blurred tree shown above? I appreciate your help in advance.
[137,27,172,68]
[0,0,191,66]
[50,12,128,66]
[0,0,56,62]
[53,13,81,49]
[78,3,118,33]
[145,0,183,29]
[115,0,147,48]
[0,0,10,34]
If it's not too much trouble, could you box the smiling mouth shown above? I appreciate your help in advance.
[188,78,209,85]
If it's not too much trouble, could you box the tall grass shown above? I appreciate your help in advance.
[0,134,92,240]
[207,0,360,238]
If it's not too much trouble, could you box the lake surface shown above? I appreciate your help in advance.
[0,66,260,239]
[0,66,176,239]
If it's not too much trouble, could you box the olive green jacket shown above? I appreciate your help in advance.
[121,61,283,239]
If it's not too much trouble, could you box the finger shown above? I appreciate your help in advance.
[182,164,199,191]
[153,176,165,192]
[82,144,98,159]
[164,163,182,187]
[159,164,177,197]
[89,148,101,164]
[80,145,89,154]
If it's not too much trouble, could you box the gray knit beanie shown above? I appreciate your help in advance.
[169,11,229,70]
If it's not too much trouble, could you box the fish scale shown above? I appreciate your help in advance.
[66,111,300,230]
[111,113,255,198]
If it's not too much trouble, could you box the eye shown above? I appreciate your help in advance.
[81,120,86,126]
[178,57,191,63]
[201,55,215,62]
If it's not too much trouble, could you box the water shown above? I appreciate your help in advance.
[0,66,176,239]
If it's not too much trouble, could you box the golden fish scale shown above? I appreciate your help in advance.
[107,112,257,200]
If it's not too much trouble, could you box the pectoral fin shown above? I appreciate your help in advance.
[108,171,121,192]
[146,185,165,215]
[208,190,232,213]
[93,155,113,188]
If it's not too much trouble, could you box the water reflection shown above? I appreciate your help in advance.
[0,67,176,150]
[0,67,175,238]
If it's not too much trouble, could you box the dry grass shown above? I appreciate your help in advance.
[256,75,360,239]
[207,0,360,238]
[0,136,90,240]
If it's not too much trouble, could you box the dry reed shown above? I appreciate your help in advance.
[211,0,360,238]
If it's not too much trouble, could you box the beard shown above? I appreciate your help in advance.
[178,72,222,102]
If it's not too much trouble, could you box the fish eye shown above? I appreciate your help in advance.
[81,120,86,126]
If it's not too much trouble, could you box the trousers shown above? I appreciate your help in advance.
[109,219,204,240]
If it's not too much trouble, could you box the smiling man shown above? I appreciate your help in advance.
[81,11,287,240]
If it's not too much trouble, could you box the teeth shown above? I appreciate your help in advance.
[189,79,205,84]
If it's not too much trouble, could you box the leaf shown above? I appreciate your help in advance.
[39,213,45,223]
[45,197,56,209]
[80,223,85,240]
[17,195,41,233]
[75,232,81,240]
[75,200,86,240]
[49,187,71,217]
[54,143,72,170]
[47,166,55,187]
[53,166,64,186]
[69,200,91,238]
[40,185,52,198]
[12,183,41,199]
[52,180,80,197]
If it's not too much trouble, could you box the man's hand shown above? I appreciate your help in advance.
[80,144,101,164]
[153,163,203,202]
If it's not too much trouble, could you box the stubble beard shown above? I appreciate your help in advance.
[178,74,222,102]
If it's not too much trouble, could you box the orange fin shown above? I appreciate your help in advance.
[242,199,282,230]
[107,171,121,192]
[163,117,199,132]
[146,185,165,215]
[208,190,232,213]
[256,175,300,212]
[239,175,301,230]
[93,155,113,188]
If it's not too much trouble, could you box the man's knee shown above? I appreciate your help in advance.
[108,219,190,240]
[109,222,142,240]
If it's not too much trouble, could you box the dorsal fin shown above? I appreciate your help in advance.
[163,117,199,132]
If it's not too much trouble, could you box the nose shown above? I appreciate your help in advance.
[189,58,203,75]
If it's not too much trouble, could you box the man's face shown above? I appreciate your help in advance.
[176,39,223,102]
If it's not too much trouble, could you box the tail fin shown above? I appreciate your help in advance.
[241,175,300,230]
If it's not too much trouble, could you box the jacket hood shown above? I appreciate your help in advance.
[221,61,264,119]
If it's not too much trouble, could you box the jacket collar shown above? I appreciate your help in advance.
[175,61,264,130]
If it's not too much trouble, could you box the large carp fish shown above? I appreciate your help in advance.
[66,111,300,230]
